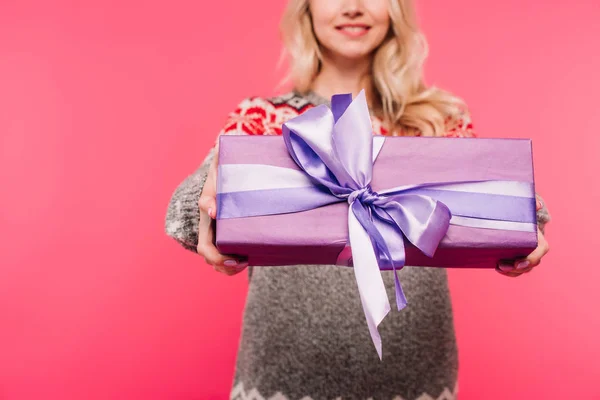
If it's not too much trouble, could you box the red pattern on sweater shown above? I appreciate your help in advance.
[219,95,477,138]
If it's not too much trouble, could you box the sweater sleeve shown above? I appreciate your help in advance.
[441,107,551,233]
[164,148,216,252]
[164,97,275,253]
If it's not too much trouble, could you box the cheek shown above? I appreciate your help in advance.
[311,20,332,48]
[309,3,339,46]
[309,0,339,28]
[367,1,391,33]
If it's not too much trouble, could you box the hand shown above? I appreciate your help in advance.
[496,196,550,277]
[197,143,248,276]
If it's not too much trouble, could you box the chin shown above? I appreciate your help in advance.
[330,46,376,61]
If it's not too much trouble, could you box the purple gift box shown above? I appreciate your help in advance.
[215,133,538,269]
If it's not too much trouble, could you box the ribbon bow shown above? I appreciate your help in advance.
[282,91,453,359]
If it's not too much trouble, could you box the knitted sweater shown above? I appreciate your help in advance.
[165,91,551,400]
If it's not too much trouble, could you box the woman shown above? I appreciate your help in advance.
[165,0,551,398]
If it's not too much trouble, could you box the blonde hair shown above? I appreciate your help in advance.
[279,0,468,136]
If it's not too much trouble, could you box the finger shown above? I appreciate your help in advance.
[496,261,515,274]
[214,264,248,276]
[205,142,219,195]
[536,196,542,211]
[496,260,517,277]
[197,202,247,267]
[520,264,535,273]
[199,240,248,269]
[514,229,549,270]
[199,216,248,265]
[510,264,535,275]
[198,145,220,218]
[199,165,217,217]
[199,194,217,219]
[496,259,534,277]
[496,266,521,278]
[196,207,212,254]
[500,267,530,277]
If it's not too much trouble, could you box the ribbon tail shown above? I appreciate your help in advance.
[393,266,407,311]
[369,213,409,311]
[348,202,391,360]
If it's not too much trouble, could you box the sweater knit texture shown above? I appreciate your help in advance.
[164,91,551,400]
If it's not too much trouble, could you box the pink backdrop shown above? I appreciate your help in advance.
[1,1,598,399]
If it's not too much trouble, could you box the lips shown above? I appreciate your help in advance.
[335,24,371,32]
[335,24,371,38]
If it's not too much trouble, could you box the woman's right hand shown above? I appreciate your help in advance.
[197,144,248,275]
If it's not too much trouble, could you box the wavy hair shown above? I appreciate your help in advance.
[279,0,468,136]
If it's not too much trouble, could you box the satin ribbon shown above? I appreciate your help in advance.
[217,90,536,359]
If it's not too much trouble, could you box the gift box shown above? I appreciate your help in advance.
[216,102,537,270]
[215,92,537,358]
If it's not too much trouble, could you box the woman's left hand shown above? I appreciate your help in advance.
[496,198,550,277]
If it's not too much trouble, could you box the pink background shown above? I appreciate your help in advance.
[1,1,598,399]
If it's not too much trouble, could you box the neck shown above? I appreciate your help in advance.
[310,52,374,105]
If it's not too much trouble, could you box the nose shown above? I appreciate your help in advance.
[342,0,364,18]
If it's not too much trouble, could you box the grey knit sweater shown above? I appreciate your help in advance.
[165,92,551,400]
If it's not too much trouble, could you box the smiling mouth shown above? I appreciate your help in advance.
[335,24,371,34]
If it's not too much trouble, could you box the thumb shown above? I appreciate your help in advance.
[535,194,543,211]
[199,146,219,219]
[199,193,217,219]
